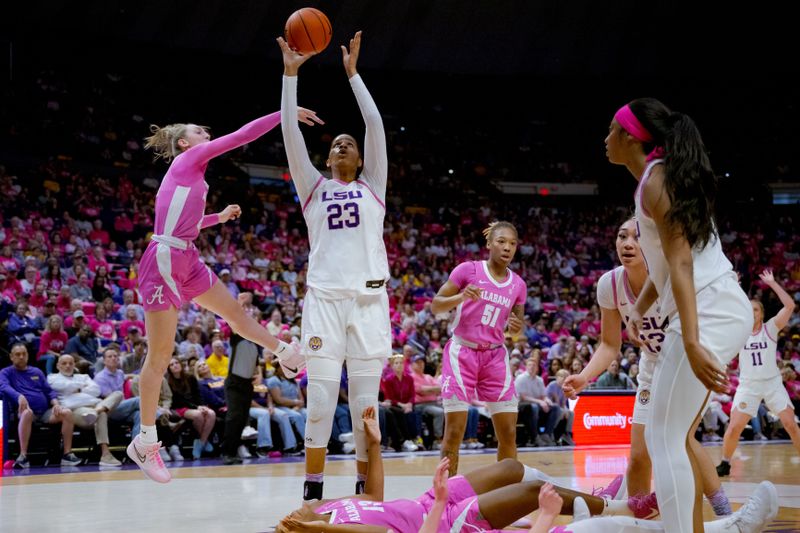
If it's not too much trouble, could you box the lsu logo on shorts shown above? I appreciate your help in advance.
[739,402,747,410]
[308,336,323,351]
[638,389,651,406]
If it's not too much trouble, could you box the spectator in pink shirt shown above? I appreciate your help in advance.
[119,306,146,338]
[411,354,444,450]
[92,305,118,344]
[38,315,69,374]
[88,220,110,246]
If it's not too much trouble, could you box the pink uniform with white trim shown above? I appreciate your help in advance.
[314,475,504,532]
[139,112,281,312]
[440,261,527,404]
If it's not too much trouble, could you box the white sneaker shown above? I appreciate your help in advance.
[237,445,252,459]
[338,432,354,444]
[402,440,419,452]
[342,442,356,454]
[168,445,184,461]
[754,433,768,441]
[241,426,258,440]
[719,480,777,533]
[573,496,591,521]
[159,447,172,462]
[99,453,122,467]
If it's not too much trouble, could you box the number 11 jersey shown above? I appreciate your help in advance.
[738,318,780,381]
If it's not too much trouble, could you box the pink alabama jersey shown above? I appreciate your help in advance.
[315,498,425,531]
[153,112,281,242]
[449,261,526,346]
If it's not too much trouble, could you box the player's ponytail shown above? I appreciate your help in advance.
[628,98,718,249]
[144,123,188,162]
[483,221,517,244]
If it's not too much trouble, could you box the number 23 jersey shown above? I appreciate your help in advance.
[738,318,779,381]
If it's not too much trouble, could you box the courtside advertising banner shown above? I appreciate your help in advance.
[571,391,635,446]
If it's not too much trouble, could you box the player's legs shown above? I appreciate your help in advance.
[481,348,518,461]
[777,406,800,453]
[193,281,280,350]
[304,357,342,474]
[627,423,652,497]
[140,307,179,427]
[490,410,518,461]
[719,408,751,468]
[646,330,710,533]
[441,409,468,476]
[687,433,730,517]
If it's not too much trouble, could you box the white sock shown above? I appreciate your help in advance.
[140,424,158,445]
[601,499,633,516]
[522,465,556,484]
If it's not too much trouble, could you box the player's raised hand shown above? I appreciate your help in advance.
[277,36,316,76]
[759,269,775,285]
[297,107,325,127]
[341,31,362,78]
[461,284,482,302]
[362,405,381,445]
[432,457,450,502]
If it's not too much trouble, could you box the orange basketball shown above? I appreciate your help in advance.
[285,7,332,55]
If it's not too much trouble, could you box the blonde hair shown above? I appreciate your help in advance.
[482,220,518,244]
[556,369,570,379]
[144,123,207,162]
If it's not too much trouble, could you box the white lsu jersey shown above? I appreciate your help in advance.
[281,74,389,299]
[738,317,780,381]
[633,159,734,319]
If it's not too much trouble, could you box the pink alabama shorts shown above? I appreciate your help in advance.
[440,340,516,403]
[415,475,496,532]
[139,241,216,312]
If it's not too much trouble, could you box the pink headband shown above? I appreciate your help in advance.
[614,104,653,143]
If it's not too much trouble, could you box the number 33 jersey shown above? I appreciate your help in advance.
[597,266,667,384]
[738,318,780,381]
[448,260,526,346]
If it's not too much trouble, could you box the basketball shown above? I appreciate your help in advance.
[285,8,332,55]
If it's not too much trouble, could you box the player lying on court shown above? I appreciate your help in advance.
[276,407,670,532]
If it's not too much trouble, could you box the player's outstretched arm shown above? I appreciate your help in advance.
[760,269,796,330]
[419,458,450,533]
[564,306,622,398]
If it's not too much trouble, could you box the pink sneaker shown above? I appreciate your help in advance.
[592,474,623,500]
[628,492,659,519]
[127,435,171,483]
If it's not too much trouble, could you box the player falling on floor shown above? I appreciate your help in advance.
[717,268,800,476]
[128,107,317,482]
[279,31,392,501]
[599,97,756,532]
[564,218,734,519]
[431,221,526,476]
[275,408,777,533]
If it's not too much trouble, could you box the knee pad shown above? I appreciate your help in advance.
[304,379,339,447]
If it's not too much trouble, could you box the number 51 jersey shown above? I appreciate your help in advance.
[302,177,389,299]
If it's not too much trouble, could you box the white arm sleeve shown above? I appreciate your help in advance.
[281,75,323,205]
[349,74,387,200]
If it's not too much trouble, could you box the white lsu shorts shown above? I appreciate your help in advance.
[301,288,391,362]
[732,375,792,417]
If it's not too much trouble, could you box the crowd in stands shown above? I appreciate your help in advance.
[1,66,800,467]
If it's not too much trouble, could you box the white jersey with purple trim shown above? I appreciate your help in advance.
[281,74,389,299]
[633,159,734,319]
[738,317,780,381]
[597,266,667,386]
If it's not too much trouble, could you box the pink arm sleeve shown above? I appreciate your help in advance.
[448,262,474,290]
[200,213,220,229]
[178,111,282,170]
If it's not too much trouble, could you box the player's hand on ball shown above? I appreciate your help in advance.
[277,36,316,75]
[219,204,241,223]
[686,342,729,394]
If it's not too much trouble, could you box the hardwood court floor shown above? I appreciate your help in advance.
[1,442,798,532]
